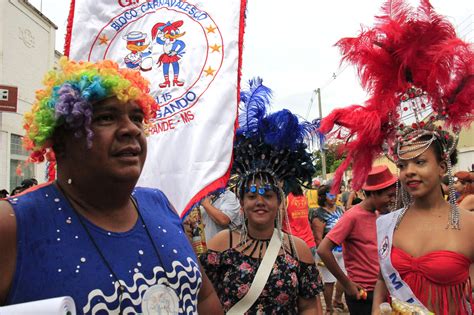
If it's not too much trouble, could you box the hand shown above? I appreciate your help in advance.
[169,50,177,56]
[201,197,212,208]
[343,281,363,300]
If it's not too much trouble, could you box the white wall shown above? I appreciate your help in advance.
[0,0,56,191]
[458,149,474,172]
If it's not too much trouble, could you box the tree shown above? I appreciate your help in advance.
[312,142,346,176]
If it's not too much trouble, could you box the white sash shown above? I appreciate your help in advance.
[376,209,429,310]
[227,229,282,314]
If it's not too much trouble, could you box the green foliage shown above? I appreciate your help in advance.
[312,142,346,176]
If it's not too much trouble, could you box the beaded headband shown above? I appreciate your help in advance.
[385,84,460,163]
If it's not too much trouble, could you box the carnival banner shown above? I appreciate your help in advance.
[65,0,246,217]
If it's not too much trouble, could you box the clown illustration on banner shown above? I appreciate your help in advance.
[65,0,247,217]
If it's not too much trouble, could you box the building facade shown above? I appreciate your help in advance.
[0,0,57,192]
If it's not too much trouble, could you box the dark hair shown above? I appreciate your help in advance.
[363,182,396,197]
[284,180,303,196]
[317,185,331,207]
[441,175,450,186]
[429,135,458,166]
[11,186,24,196]
[0,189,8,198]
[21,178,35,188]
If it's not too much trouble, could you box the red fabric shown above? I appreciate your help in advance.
[157,54,180,65]
[283,193,316,248]
[326,204,379,290]
[392,246,473,314]
[64,0,75,56]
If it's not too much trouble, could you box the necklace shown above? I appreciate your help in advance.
[55,182,176,314]
[237,232,271,260]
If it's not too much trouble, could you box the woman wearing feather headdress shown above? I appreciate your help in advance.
[318,1,473,314]
[200,78,324,314]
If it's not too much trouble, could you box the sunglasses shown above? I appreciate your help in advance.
[326,192,336,200]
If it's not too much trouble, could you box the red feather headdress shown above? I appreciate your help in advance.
[320,0,473,191]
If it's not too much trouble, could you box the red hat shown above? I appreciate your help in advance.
[362,165,398,191]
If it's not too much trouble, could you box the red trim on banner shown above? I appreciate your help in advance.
[64,0,76,57]
[180,0,247,218]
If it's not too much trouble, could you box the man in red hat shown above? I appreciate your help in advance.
[317,165,397,315]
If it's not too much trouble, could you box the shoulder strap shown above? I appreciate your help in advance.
[227,229,282,314]
[229,228,233,247]
[288,234,295,257]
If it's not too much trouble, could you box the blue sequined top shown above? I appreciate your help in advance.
[6,183,201,314]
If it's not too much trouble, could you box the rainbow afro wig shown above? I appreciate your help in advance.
[23,57,158,163]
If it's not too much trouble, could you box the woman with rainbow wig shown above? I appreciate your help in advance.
[0,58,222,314]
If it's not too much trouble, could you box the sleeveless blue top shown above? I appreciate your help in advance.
[6,183,201,314]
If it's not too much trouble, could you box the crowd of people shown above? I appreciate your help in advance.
[0,178,38,198]
[0,1,473,314]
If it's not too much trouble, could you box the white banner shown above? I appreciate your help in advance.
[66,0,246,216]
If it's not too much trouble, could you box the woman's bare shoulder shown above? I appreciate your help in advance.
[460,207,474,225]
[207,229,239,252]
[0,200,16,239]
[284,234,314,264]
[0,200,17,305]
[458,209,474,260]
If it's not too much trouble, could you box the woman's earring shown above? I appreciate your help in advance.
[67,178,72,185]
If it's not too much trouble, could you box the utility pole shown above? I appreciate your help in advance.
[316,88,327,180]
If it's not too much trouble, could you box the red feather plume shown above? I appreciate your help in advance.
[320,0,474,192]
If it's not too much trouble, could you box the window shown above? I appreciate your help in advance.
[11,134,28,156]
[9,134,34,191]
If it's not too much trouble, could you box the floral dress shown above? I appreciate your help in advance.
[200,246,323,314]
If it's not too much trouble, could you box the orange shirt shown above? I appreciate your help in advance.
[283,193,316,248]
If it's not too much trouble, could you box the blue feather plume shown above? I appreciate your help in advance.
[311,118,326,151]
[233,77,320,188]
[237,77,322,150]
[238,77,272,137]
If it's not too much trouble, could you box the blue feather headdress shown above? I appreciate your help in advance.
[233,78,321,197]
